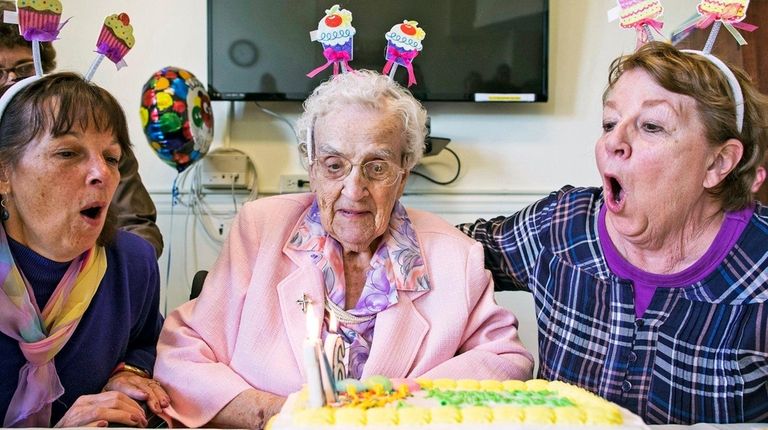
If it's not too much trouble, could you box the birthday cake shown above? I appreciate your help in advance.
[268,377,650,429]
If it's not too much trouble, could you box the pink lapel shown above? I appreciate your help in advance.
[277,253,326,380]
[361,289,428,378]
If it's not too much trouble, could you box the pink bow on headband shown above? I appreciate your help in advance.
[632,18,664,47]
[695,5,757,31]
[381,47,418,87]
[306,48,354,78]
[96,42,128,69]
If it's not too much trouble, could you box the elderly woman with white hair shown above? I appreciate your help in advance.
[154,70,534,429]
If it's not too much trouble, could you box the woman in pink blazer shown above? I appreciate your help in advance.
[154,70,533,429]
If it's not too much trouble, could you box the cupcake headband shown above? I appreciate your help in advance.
[610,1,757,134]
[3,2,135,82]
[675,0,758,134]
[0,2,135,122]
[305,4,427,88]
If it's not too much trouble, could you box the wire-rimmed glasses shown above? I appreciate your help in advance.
[0,61,36,86]
[313,154,405,186]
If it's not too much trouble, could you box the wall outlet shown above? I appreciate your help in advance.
[216,218,233,238]
[279,174,310,193]
[201,153,252,189]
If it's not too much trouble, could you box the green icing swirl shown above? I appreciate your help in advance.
[425,389,576,408]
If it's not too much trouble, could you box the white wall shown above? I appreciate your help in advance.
[52,0,700,323]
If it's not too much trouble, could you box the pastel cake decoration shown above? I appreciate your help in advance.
[608,0,665,48]
[84,12,135,81]
[2,0,68,76]
[382,20,425,87]
[307,4,355,78]
[268,377,651,429]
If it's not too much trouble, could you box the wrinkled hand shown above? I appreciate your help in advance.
[54,391,147,428]
[103,371,170,416]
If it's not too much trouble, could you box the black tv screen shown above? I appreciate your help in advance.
[207,0,549,102]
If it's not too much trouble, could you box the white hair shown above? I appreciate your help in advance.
[296,69,427,170]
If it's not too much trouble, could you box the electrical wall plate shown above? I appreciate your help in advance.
[279,174,310,193]
[201,152,252,189]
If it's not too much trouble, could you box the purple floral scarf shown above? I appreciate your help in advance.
[286,199,429,378]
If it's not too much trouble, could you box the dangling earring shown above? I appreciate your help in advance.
[1,197,8,221]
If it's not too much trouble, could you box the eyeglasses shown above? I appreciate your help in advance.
[314,155,405,186]
[0,61,36,86]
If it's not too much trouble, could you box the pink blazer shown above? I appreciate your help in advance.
[154,194,533,426]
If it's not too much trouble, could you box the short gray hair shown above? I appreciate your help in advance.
[296,69,427,170]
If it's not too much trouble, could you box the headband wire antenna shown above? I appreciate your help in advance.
[673,1,758,51]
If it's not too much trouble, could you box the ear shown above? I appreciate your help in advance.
[704,138,744,189]
[752,166,766,193]
[396,169,410,197]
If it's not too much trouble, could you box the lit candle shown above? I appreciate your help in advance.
[303,305,325,407]
[317,339,338,403]
[323,312,348,382]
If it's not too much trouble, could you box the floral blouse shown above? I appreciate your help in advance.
[286,199,430,378]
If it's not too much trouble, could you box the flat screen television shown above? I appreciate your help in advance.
[207,0,549,102]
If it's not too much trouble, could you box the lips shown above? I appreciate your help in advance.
[80,203,105,221]
[337,208,368,216]
[604,175,626,213]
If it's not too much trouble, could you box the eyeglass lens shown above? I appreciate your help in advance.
[0,62,36,85]
[318,155,402,184]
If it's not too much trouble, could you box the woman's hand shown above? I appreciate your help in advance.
[54,391,148,427]
[103,371,171,415]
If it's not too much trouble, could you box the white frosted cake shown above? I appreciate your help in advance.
[268,377,650,429]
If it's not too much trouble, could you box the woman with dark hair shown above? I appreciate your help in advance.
[0,73,167,427]
[0,0,163,257]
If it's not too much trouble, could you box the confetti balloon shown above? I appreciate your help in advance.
[140,67,213,172]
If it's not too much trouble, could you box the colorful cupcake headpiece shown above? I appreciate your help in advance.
[607,0,665,48]
[2,3,134,82]
[84,12,135,81]
[304,7,428,88]
[2,0,69,77]
[0,5,136,130]
[382,20,426,87]
[307,4,356,78]
[673,0,757,53]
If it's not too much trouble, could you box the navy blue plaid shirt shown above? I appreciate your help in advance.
[459,186,768,424]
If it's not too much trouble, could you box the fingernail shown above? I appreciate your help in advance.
[97,421,108,427]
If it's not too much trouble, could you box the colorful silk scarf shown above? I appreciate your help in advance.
[286,199,430,378]
[0,223,107,427]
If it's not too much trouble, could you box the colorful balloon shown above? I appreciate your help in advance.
[140,67,213,172]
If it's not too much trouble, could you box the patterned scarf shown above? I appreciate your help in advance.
[0,223,107,427]
[286,199,429,378]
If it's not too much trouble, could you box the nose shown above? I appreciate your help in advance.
[340,165,369,200]
[603,121,632,160]
[86,157,112,186]
[5,70,19,85]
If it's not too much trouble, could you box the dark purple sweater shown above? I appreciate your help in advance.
[0,230,163,425]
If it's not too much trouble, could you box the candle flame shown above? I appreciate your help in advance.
[328,310,339,333]
[306,304,319,340]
